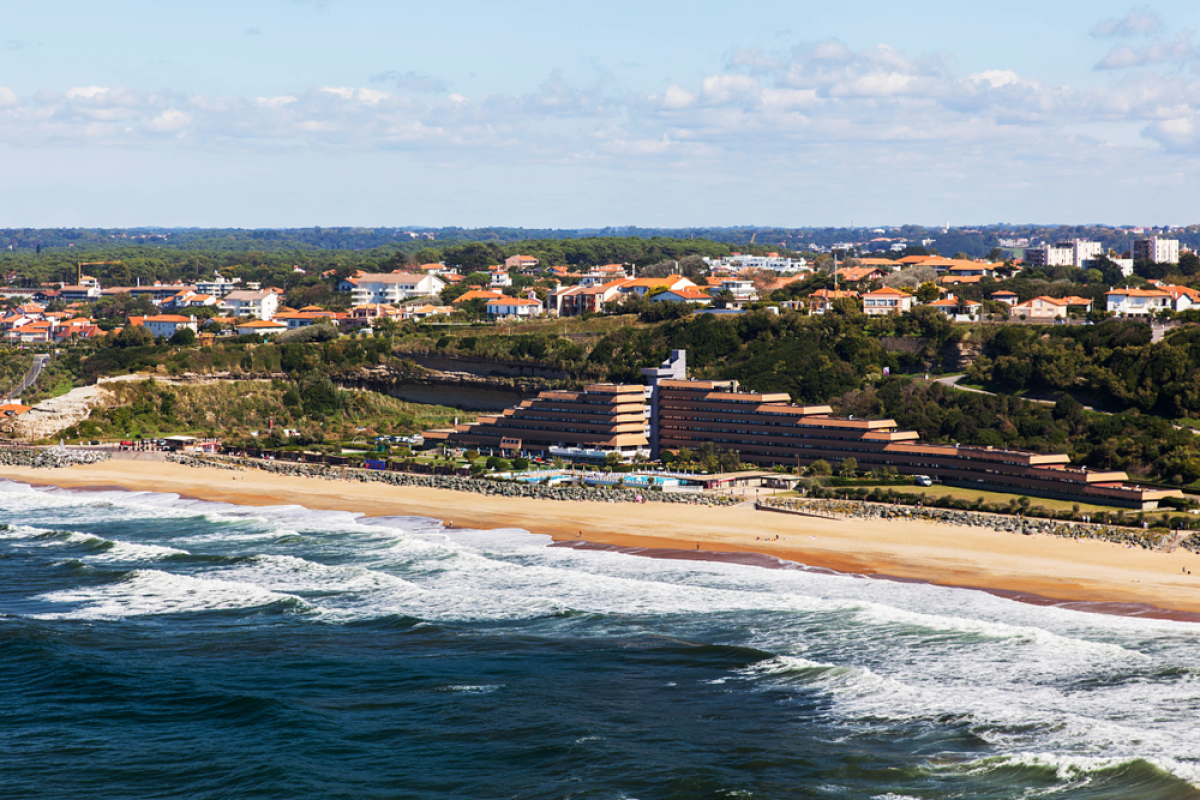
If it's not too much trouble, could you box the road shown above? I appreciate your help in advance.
[933,374,1200,435]
[4,354,50,402]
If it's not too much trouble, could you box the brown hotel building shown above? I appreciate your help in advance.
[423,383,651,461]
[426,349,1179,509]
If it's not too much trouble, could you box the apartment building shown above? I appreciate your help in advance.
[1024,240,1101,268]
[424,383,650,462]
[637,351,1177,509]
[350,273,446,305]
[221,289,280,320]
[1132,237,1180,265]
[1106,287,1173,316]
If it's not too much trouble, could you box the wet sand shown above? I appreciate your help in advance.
[4,460,1200,618]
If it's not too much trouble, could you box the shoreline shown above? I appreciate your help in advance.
[4,460,1200,621]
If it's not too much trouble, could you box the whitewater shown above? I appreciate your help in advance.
[1,478,1199,799]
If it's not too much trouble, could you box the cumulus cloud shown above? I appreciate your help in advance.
[1091,6,1161,38]
[2,37,1200,164]
[369,70,449,93]
[1096,31,1194,69]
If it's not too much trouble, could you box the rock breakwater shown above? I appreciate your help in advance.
[168,454,739,505]
[0,447,112,468]
[763,497,1185,552]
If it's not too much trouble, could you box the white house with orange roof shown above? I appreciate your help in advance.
[990,290,1019,305]
[550,280,628,316]
[862,287,916,316]
[1105,287,1173,316]
[235,319,288,336]
[648,286,713,305]
[349,273,445,306]
[618,275,697,298]
[486,297,543,320]
[144,314,199,339]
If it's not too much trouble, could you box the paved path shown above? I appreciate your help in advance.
[5,354,50,401]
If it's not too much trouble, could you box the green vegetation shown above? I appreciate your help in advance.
[60,379,470,445]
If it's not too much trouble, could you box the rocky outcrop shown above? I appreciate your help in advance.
[3,385,113,441]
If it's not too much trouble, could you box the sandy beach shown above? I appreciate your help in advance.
[3,459,1200,618]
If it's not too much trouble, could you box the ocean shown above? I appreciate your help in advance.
[1,479,1199,800]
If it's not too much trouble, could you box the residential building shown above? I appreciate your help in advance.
[649,286,713,305]
[1024,240,1101,268]
[990,291,1019,305]
[424,383,650,462]
[486,297,543,320]
[1106,287,1173,316]
[550,280,627,316]
[58,284,102,302]
[633,350,1178,509]
[1133,237,1180,265]
[345,304,402,330]
[144,314,199,339]
[836,266,887,283]
[453,289,507,305]
[234,319,288,336]
[490,271,513,288]
[195,275,243,297]
[862,287,915,316]
[349,273,446,305]
[504,255,539,270]
[807,289,859,315]
[618,275,698,298]
[1009,296,1068,320]
[221,289,280,320]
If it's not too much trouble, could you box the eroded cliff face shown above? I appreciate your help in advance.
[2,385,114,441]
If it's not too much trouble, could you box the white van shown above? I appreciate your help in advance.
[914,475,933,487]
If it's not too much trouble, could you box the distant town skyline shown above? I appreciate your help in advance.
[2,1,1200,228]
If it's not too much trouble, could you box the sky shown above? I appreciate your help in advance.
[2,0,1200,229]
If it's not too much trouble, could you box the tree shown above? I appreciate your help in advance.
[809,459,832,477]
[169,327,197,346]
[512,456,530,470]
[603,451,623,469]
[914,282,941,303]
[485,455,505,470]
[838,457,858,478]
[465,449,480,462]
[1180,252,1200,276]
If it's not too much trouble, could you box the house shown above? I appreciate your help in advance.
[350,273,446,305]
[273,310,334,329]
[1105,287,1173,316]
[504,255,539,270]
[221,290,280,320]
[144,314,198,339]
[1061,295,1095,313]
[928,295,982,318]
[708,278,758,305]
[836,266,888,283]
[649,286,713,305]
[990,290,1019,305]
[1151,283,1200,312]
[345,304,402,329]
[808,289,860,315]
[486,297,544,320]
[550,280,628,316]
[195,274,243,297]
[0,403,31,418]
[58,284,102,302]
[234,319,288,336]
[402,304,454,321]
[862,287,916,316]
[1009,296,1069,320]
[618,275,698,298]
[490,271,513,288]
[453,289,507,305]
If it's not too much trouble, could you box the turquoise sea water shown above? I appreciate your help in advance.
[2,478,1200,799]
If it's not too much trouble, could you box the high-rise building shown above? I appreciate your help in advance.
[1132,237,1180,265]
[1024,240,1100,268]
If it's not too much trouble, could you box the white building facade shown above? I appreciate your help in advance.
[1132,238,1180,265]
[350,273,446,305]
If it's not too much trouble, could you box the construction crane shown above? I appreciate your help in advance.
[76,260,122,285]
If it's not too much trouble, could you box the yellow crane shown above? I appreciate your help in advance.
[76,260,122,285]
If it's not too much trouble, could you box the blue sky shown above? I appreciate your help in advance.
[2,1,1199,228]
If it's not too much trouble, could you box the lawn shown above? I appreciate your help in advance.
[856,483,1131,516]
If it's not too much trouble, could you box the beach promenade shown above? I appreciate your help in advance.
[3,459,1200,619]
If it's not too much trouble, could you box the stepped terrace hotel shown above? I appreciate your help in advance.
[425,350,1179,509]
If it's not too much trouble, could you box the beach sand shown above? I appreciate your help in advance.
[4,460,1200,618]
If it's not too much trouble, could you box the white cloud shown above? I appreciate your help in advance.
[0,87,18,108]
[321,87,391,105]
[1096,32,1194,69]
[147,109,191,133]
[970,70,1021,88]
[1091,7,1161,38]
[66,86,109,99]
[660,84,695,109]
